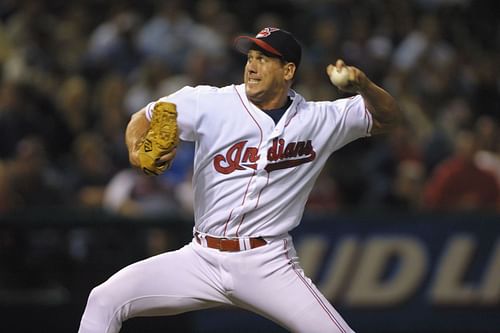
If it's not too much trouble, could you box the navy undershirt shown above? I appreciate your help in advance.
[263,97,292,125]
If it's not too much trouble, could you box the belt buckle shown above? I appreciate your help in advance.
[218,237,235,251]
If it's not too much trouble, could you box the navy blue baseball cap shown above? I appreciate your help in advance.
[234,27,302,68]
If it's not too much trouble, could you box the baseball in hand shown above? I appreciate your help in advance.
[329,66,350,87]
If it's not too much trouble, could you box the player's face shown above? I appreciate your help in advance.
[244,50,294,110]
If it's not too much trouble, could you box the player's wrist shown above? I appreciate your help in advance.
[356,76,374,95]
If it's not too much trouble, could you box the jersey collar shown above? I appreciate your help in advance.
[236,83,303,129]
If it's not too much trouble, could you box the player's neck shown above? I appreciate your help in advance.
[251,90,290,111]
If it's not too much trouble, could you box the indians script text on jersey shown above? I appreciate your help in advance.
[146,84,372,237]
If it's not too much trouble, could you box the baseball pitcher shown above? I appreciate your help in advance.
[79,27,399,333]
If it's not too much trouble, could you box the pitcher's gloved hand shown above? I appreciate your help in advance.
[138,101,179,176]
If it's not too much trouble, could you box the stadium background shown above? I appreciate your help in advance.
[0,0,499,332]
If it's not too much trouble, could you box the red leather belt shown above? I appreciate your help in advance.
[195,232,267,252]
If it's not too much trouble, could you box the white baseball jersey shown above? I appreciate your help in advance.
[146,83,372,237]
[79,83,368,333]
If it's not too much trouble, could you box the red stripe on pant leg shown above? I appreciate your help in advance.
[283,240,347,333]
[292,267,347,333]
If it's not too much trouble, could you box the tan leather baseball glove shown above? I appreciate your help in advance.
[138,101,179,176]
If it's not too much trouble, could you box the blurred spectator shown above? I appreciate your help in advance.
[93,73,130,168]
[136,1,195,70]
[474,116,500,187]
[189,0,227,58]
[424,129,499,211]
[0,80,71,159]
[307,17,340,68]
[385,160,426,210]
[305,168,340,213]
[66,132,117,208]
[423,97,473,172]
[362,123,423,208]
[7,136,64,208]
[474,115,498,152]
[392,14,455,74]
[102,169,179,217]
[124,58,171,116]
[56,75,92,137]
[49,3,90,74]
[86,7,142,76]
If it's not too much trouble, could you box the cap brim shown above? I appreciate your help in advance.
[234,36,283,58]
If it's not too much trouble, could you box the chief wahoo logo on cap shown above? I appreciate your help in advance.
[256,27,280,38]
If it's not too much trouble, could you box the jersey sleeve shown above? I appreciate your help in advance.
[326,94,373,152]
[145,86,198,142]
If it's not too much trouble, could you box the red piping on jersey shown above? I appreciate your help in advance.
[234,169,256,236]
[235,214,247,237]
[284,106,298,127]
[254,172,270,209]
[235,171,270,236]
[283,239,348,333]
[222,208,235,236]
[223,87,264,237]
[364,107,372,135]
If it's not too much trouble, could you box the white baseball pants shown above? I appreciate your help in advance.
[78,235,355,333]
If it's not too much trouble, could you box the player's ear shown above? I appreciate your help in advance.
[284,62,296,81]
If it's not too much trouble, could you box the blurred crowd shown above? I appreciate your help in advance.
[0,0,499,218]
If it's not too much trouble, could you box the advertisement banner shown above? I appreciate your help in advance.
[290,213,500,333]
